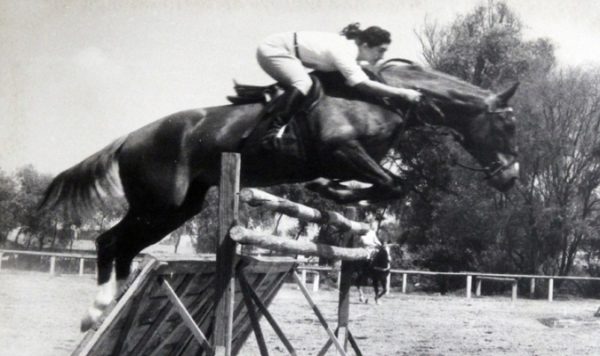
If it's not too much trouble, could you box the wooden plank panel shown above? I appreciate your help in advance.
[126,274,196,355]
[149,276,216,356]
[72,258,161,356]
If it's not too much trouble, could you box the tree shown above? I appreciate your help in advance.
[12,165,56,249]
[418,1,555,89]
[513,68,600,276]
[407,1,562,279]
[0,169,19,245]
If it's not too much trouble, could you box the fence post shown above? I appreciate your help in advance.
[548,278,554,302]
[475,278,482,297]
[50,256,56,275]
[466,275,472,299]
[385,272,391,295]
[402,273,407,294]
[312,272,320,292]
[0,252,3,272]
[301,269,307,286]
[511,280,518,302]
[529,278,535,297]
[79,258,85,276]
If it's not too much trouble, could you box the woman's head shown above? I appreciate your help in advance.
[341,23,391,65]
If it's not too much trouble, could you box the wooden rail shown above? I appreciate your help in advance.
[229,226,375,261]
[239,188,372,234]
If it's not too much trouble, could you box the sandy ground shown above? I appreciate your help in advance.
[1,270,600,356]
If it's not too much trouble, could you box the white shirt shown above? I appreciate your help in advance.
[295,31,369,86]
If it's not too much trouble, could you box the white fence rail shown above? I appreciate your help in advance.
[297,265,600,302]
[0,249,96,276]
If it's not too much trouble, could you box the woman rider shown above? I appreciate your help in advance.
[256,23,422,150]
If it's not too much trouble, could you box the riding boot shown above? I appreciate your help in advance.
[261,87,306,151]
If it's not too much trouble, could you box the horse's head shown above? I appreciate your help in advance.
[377,60,520,192]
[453,82,520,192]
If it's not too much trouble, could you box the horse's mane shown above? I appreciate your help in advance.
[377,59,493,108]
[311,60,492,110]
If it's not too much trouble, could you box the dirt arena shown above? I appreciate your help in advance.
[1,270,599,356]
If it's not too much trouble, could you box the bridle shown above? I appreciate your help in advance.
[449,107,517,180]
[453,154,517,180]
[407,99,517,180]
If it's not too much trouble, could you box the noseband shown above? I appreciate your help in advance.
[453,155,517,180]
[407,101,516,180]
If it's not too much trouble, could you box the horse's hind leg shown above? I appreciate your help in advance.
[81,217,131,331]
[82,183,209,331]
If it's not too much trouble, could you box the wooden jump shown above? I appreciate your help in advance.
[73,153,374,356]
[72,253,295,356]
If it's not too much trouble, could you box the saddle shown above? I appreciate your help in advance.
[226,82,283,105]
[230,75,324,161]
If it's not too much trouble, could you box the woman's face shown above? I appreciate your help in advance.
[357,42,389,65]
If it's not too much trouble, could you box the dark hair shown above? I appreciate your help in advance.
[340,22,391,47]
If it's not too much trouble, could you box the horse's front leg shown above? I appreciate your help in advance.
[372,276,381,305]
[306,141,407,204]
[357,285,368,304]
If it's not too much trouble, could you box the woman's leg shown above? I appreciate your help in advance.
[256,40,312,94]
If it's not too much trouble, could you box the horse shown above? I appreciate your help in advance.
[39,60,520,330]
[352,243,391,304]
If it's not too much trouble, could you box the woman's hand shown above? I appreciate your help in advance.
[396,88,422,103]
[355,80,422,103]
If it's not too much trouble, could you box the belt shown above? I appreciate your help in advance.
[293,32,300,59]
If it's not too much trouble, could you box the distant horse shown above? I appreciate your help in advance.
[352,244,391,304]
[39,60,520,330]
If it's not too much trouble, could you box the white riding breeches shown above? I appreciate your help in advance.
[256,33,313,95]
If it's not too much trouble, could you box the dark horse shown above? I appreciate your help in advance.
[40,60,520,330]
[352,243,391,304]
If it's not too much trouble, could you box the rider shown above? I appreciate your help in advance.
[256,22,422,150]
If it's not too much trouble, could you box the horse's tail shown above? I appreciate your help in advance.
[38,135,128,217]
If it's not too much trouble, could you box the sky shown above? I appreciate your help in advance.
[1,0,599,175]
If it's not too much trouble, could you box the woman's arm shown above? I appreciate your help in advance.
[355,80,421,102]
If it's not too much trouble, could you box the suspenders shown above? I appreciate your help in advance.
[293,32,301,60]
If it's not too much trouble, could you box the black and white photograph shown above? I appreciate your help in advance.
[1,0,600,355]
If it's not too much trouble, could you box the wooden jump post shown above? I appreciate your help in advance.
[213,152,241,356]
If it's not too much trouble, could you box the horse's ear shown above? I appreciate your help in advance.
[496,82,520,106]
